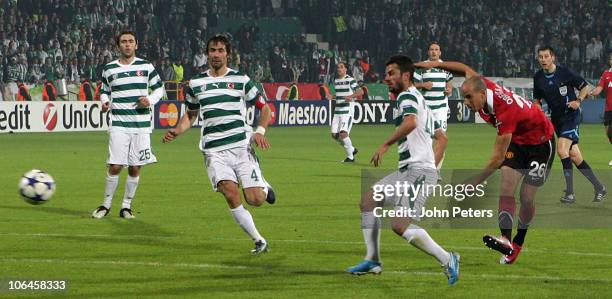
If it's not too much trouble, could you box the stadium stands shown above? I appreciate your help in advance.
[0,0,609,90]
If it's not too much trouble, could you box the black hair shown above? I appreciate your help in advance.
[429,41,441,50]
[206,34,232,57]
[116,30,138,46]
[537,45,555,56]
[385,55,414,82]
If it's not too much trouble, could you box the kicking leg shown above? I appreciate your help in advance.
[483,166,521,256]
[219,180,267,254]
[346,188,383,275]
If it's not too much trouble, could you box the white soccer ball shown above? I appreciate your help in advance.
[18,169,56,205]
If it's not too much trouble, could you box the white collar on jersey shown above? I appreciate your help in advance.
[486,88,495,114]
[207,68,233,78]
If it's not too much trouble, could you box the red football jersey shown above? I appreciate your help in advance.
[478,78,554,145]
[597,68,612,112]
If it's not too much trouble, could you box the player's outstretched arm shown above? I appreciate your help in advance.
[590,85,604,97]
[468,133,512,185]
[414,61,479,79]
[371,115,417,167]
[163,109,198,143]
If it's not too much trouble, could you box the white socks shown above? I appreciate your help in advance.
[231,205,264,242]
[343,137,355,159]
[121,176,140,209]
[361,212,381,262]
[402,224,450,266]
[102,174,119,209]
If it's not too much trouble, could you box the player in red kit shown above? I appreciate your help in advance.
[415,60,555,265]
[590,53,612,166]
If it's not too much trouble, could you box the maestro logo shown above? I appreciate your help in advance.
[159,103,179,127]
[43,103,58,131]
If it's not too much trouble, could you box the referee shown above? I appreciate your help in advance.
[533,46,607,203]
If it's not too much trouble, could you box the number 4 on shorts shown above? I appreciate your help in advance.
[251,169,259,181]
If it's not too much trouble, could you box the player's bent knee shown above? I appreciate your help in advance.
[244,188,265,206]
[391,221,408,236]
[360,190,376,212]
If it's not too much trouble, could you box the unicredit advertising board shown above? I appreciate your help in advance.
[0,101,110,133]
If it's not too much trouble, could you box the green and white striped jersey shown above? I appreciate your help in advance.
[413,60,453,111]
[100,57,164,133]
[185,68,263,154]
[394,86,436,170]
[333,75,359,115]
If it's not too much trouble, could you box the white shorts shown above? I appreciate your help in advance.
[107,131,157,166]
[431,106,449,132]
[331,114,354,134]
[205,146,266,191]
[373,167,437,221]
[6,82,18,101]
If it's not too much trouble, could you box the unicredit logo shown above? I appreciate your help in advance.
[43,103,57,131]
[159,103,179,127]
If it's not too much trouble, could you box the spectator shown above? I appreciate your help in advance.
[42,57,56,82]
[54,56,66,79]
[161,57,175,81]
[181,56,193,81]
[17,56,28,82]
[172,57,183,82]
[28,57,43,83]
[193,47,207,72]
[68,57,79,83]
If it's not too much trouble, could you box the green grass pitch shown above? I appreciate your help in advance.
[0,124,611,298]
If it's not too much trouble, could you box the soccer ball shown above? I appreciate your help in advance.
[18,169,56,205]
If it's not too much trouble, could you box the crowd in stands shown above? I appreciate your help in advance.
[0,0,609,99]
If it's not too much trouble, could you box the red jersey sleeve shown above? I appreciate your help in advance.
[598,72,608,88]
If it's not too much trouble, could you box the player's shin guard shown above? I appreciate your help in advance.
[230,205,264,242]
[361,211,381,262]
[402,224,451,266]
[103,174,119,208]
[576,161,604,191]
[498,196,516,240]
[121,175,139,209]
[513,200,535,246]
[561,157,574,195]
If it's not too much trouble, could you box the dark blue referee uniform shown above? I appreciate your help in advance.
[533,65,588,144]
